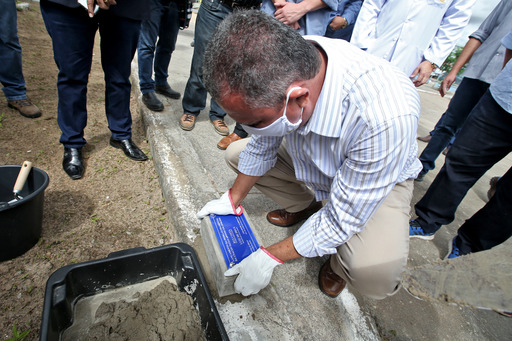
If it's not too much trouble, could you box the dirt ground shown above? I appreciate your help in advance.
[0,6,174,340]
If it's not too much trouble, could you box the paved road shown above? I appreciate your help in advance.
[131,16,512,340]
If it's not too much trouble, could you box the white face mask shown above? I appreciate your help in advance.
[241,87,304,137]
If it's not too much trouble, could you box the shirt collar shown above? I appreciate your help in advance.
[296,37,349,138]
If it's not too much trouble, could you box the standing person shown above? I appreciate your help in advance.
[415,0,512,181]
[351,0,475,87]
[324,0,363,41]
[138,0,182,112]
[40,0,149,180]
[410,30,512,252]
[0,0,41,118]
[180,0,262,137]
[218,0,339,150]
[198,10,421,298]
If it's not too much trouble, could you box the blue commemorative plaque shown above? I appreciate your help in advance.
[209,213,260,269]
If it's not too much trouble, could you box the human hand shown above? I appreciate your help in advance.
[224,247,283,296]
[439,71,457,97]
[274,2,306,27]
[329,17,347,31]
[410,60,434,87]
[87,0,117,18]
[196,189,243,219]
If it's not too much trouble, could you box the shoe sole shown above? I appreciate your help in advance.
[155,89,181,100]
[444,238,454,260]
[179,122,195,131]
[8,102,42,118]
[409,233,434,240]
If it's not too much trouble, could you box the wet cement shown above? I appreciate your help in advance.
[62,276,205,340]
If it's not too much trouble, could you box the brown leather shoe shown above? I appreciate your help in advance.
[211,119,229,136]
[266,201,322,227]
[8,98,41,118]
[217,132,244,150]
[319,259,346,298]
[417,135,431,143]
[180,113,196,131]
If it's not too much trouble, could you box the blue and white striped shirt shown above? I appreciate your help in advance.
[238,36,422,258]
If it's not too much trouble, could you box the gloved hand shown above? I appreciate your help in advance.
[196,189,243,219]
[224,246,283,296]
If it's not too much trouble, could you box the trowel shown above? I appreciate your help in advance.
[0,161,32,208]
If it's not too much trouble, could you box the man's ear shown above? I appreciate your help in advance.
[293,88,309,109]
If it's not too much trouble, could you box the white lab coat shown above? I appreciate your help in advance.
[351,0,475,77]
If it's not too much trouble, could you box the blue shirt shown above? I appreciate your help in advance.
[261,0,338,36]
[490,30,512,114]
[238,36,422,257]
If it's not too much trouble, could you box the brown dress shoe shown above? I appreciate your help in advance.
[319,259,346,298]
[417,135,431,143]
[180,113,196,131]
[211,119,229,136]
[266,201,322,227]
[217,132,244,150]
[8,98,41,118]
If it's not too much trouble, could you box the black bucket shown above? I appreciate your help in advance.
[0,165,49,261]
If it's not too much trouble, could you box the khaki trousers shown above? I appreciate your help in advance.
[226,139,413,299]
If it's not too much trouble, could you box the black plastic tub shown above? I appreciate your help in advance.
[0,165,49,261]
[40,243,228,341]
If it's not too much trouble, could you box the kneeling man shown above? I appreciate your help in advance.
[197,10,422,299]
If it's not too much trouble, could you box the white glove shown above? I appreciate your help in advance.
[196,189,243,219]
[224,247,283,296]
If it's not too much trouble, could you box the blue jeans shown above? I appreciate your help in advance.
[41,1,141,148]
[415,90,512,234]
[0,0,27,100]
[419,77,489,173]
[137,0,180,94]
[325,23,355,42]
[182,0,231,121]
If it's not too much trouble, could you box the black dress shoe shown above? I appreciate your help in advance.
[155,84,181,99]
[63,147,84,180]
[110,137,148,161]
[142,92,164,111]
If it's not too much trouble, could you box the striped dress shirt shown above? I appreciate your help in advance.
[238,36,422,258]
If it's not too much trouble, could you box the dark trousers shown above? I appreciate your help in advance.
[419,77,489,172]
[415,90,512,235]
[458,166,512,254]
[137,0,180,94]
[40,1,141,148]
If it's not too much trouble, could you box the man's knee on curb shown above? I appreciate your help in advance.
[332,254,405,300]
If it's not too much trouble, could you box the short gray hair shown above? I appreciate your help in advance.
[203,10,321,109]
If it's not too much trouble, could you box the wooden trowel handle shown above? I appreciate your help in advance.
[13,161,33,194]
